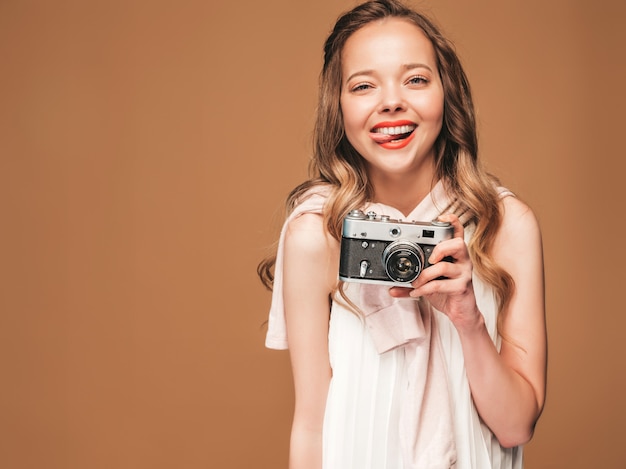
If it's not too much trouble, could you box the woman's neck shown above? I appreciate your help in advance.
[368,165,438,217]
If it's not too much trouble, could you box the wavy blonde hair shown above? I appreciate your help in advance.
[258,0,514,323]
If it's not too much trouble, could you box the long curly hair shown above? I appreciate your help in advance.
[258,0,514,321]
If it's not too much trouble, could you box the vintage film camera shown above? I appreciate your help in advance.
[339,209,454,286]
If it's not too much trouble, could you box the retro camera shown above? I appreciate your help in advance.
[339,209,454,286]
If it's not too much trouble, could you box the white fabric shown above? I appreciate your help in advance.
[265,189,327,350]
[266,181,523,468]
[354,284,456,468]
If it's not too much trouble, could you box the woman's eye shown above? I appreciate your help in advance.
[351,83,372,92]
[407,76,429,85]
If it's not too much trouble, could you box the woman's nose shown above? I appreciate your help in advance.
[379,86,406,113]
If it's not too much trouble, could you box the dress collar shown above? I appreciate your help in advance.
[364,180,449,222]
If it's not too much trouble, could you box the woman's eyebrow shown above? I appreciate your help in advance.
[403,62,433,73]
[345,63,434,83]
[345,69,375,83]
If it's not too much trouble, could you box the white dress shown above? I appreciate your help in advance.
[266,182,523,469]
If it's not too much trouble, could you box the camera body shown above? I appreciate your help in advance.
[339,209,454,286]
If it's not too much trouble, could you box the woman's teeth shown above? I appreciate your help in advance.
[373,125,416,136]
[370,124,416,143]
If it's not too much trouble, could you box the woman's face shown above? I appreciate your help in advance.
[339,18,444,181]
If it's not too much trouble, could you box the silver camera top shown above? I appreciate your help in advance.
[343,209,452,244]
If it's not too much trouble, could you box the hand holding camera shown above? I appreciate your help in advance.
[339,210,481,328]
[388,213,482,330]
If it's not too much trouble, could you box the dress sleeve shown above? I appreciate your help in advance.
[265,191,328,350]
[497,186,515,199]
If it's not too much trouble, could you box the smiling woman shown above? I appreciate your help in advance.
[340,18,444,207]
[258,1,546,468]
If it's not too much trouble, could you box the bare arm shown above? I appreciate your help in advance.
[282,213,338,468]
[391,197,547,447]
[475,196,546,446]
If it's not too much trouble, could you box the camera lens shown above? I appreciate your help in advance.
[382,241,424,283]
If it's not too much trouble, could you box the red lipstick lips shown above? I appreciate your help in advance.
[370,120,417,149]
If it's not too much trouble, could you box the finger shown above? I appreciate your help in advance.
[409,276,469,298]
[436,213,464,239]
[412,261,460,288]
[389,286,414,298]
[428,236,468,264]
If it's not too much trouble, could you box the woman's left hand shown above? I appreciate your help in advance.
[389,214,482,331]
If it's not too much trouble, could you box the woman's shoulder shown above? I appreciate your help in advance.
[285,208,336,253]
[289,183,332,211]
[286,209,325,234]
[499,193,540,233]
[494,193,542,259]
[488,182,540,237]
[284,183,333,235]
[283,196,339,294]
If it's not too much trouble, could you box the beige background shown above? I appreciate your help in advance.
[1,0,624,468]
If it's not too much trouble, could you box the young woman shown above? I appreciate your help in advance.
[259,1,546,468]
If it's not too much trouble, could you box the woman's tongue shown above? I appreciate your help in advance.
[370,130,412,144]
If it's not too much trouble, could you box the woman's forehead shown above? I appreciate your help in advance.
[341,19,437,75]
